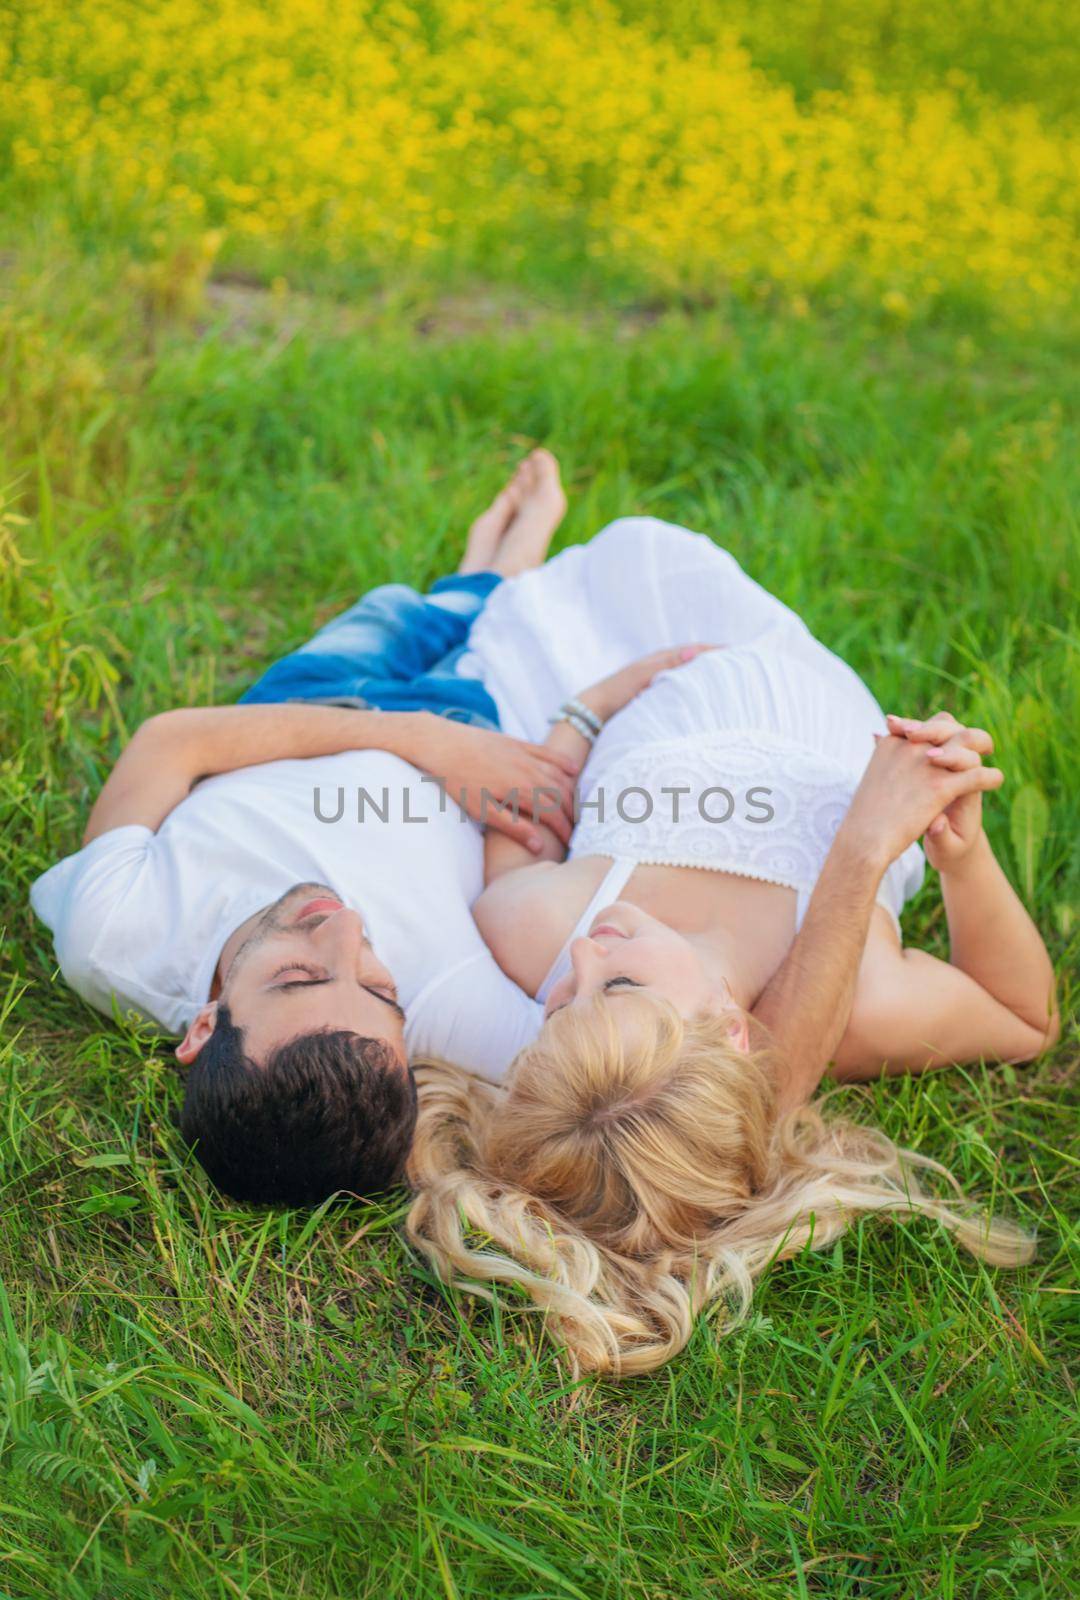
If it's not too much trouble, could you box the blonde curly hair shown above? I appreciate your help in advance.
[404,990,1033,1378]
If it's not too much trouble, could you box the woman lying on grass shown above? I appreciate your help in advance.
[405,518,1060,1377]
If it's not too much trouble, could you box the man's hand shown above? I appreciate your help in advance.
[577,645,715,723]
[480,649,714,882]
[841,716,1003,873]
[884,711,994,871]
[402,716,581,853]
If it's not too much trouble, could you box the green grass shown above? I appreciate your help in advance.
[1,222,1078,1598]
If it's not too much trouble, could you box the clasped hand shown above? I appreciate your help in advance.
[845,710,1001,872]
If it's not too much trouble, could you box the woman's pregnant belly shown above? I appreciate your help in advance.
[592,643,886,780]
[567,646,884,890]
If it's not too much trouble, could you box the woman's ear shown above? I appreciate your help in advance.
[712,978,751,1053]
[176,1002,218,1064]
[726,1009,751,1054]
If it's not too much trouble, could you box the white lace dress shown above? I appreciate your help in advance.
[458,516,924,970]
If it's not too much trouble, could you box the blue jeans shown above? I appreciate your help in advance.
[239,573,502,728]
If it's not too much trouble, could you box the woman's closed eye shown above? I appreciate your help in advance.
[549,975,644,1016]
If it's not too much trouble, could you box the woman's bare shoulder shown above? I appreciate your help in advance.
[474,857,603,996]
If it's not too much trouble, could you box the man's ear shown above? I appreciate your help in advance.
[176,1002,218,1064]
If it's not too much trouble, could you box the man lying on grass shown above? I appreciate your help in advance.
[31,451,578,1204]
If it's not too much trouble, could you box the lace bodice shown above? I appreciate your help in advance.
[567,654,924,932]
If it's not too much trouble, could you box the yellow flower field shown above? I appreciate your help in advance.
[2,0,1077,310]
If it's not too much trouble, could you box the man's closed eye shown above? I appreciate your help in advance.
[270,967,405,1018]
[270,962,328,991]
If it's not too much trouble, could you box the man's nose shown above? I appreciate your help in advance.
[311,907,365,960]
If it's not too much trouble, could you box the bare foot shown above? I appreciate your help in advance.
[489,448,567,577]
[458,480,521,575]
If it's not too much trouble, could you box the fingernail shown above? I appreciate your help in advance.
[528,836,542,854]
[680,647,695,661]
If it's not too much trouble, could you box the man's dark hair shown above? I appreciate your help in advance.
[179,1005,417,1206]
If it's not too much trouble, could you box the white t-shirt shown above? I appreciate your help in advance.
[29,749,542,1080]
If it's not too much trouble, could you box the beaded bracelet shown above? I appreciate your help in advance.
[560,697,603,737]
[548,707,598,746]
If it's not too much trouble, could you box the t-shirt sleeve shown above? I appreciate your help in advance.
[404,951,544,1082]
[29,824,157,1021]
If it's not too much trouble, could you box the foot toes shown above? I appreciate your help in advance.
[529,448,561,494]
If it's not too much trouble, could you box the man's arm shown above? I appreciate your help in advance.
[751,824,885,1114]
[83,705,577,850]
[83,706,410,843]
[483,715,586,882]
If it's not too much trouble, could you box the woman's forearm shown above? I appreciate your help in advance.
[940,833,1059,1038]
[543,717,593,775]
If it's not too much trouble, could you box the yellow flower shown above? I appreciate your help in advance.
[0,0,1073,313]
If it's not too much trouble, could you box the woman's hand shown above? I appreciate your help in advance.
[841,714,1003,873]
[398,714,581,853]
[577,645,715,724]
[884,711,995,871]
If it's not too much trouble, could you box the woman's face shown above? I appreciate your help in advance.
[543,901,734,1024]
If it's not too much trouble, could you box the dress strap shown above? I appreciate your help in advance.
[535,857,638,1005]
